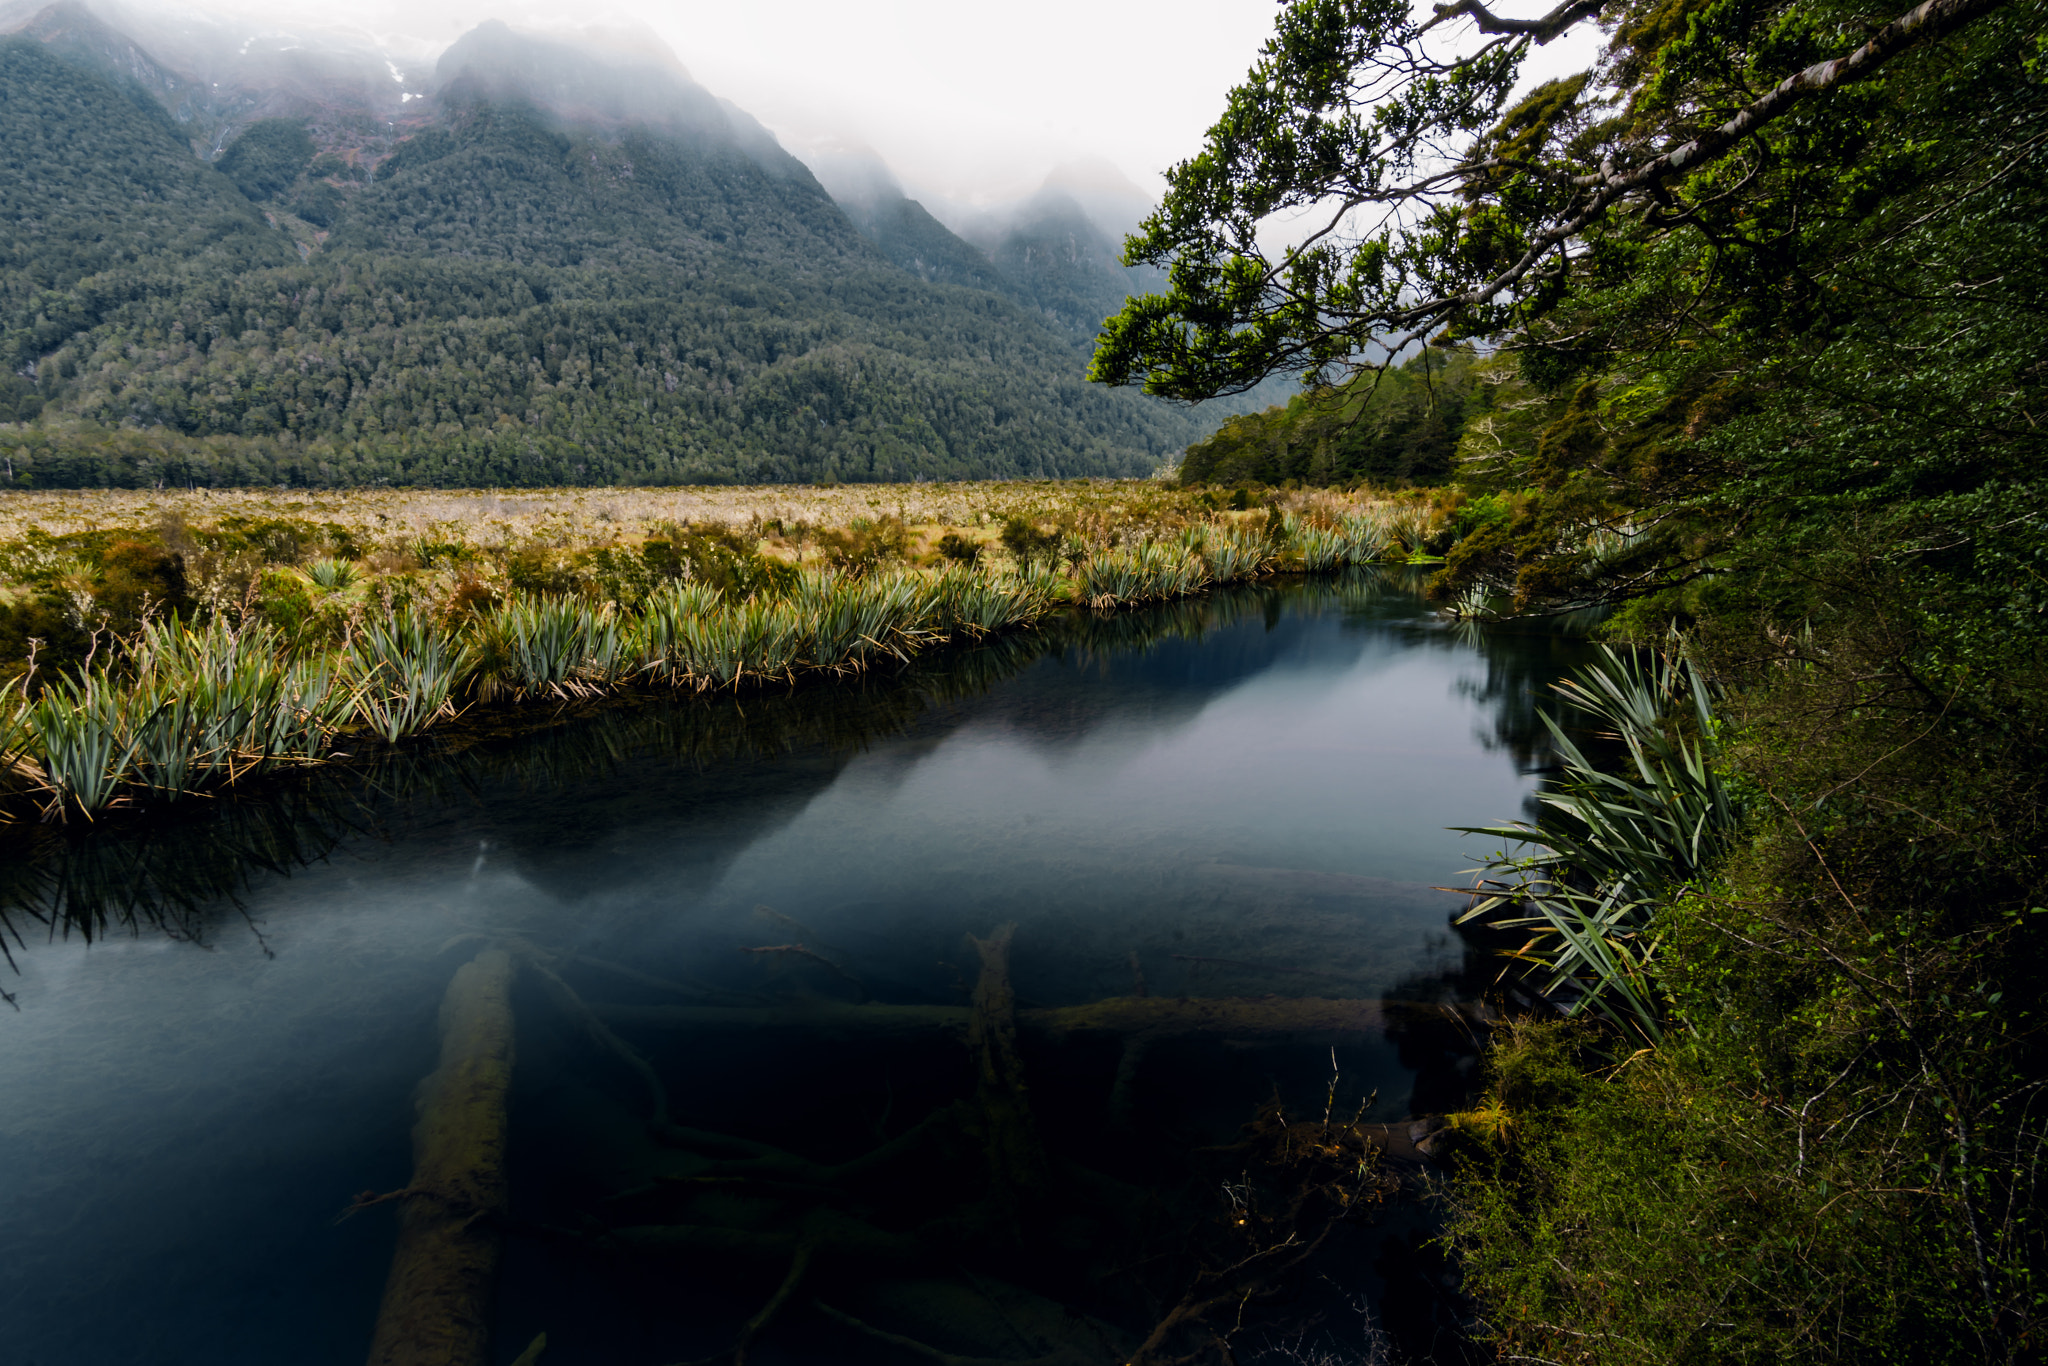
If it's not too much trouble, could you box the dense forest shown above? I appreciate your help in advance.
[1102,0,2048,1360]
[1175,347,1492,487]
[0,12,1248,488]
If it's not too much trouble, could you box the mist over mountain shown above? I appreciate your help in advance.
[0,2,1265,488]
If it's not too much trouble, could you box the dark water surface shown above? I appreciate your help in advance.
[0,573,1590,1366]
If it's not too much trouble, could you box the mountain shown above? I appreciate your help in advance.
[0,6,1251,488]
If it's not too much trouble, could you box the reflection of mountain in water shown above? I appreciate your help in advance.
[0,575,1585,968]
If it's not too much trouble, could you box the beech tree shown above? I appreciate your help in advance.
[1091,0,2021,399]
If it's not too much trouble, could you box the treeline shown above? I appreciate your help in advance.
[1176,348,1495,487]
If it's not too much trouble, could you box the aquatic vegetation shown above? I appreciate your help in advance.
[12,619,349,817]
[24,670,133,817]
[0,484,1438,819]
[128,618,345,792]
[926,563,1024,636]
[1182,522,1273,583]
[1076,540,1210,608]
[342,608,472,743]
[472,595,626,702]
[630,580,725,687]
[1456,645,1735,1042]
[1281,513,1349,571]
[1337,510,1395,563]
[792,569,928,672]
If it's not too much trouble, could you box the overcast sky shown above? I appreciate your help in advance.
[139,0,1607,211]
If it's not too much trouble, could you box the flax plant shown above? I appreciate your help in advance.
[1281,514,1349,571]
[793,570,926,672]
[25,670,135,817]
[128,619,344,792]
[1182,523,1273,583]
[302,558,359,591]
[1337,512,1395,563]
[473,595,625,701]
[632,581,724,687]
[671,596,807,688]
[342,608,472,742]
[1456,645,1736,1043]
[928,565,1034,636]
[1075,541,1210,609]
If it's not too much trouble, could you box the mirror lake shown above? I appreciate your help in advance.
[0,571,1593,1366]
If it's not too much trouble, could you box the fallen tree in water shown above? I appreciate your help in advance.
[588,994,1423,1038]
[362,946,518,1366]
[352,927,1468,1364]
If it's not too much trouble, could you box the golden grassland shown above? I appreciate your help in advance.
[0,480,1420,556]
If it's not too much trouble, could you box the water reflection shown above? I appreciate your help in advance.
[0,573,1593,1366]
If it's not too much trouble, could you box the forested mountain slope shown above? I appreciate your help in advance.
[0,7,1233,487]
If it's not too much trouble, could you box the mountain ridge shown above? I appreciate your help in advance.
[1,3,1269,487]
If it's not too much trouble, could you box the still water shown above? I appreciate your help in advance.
[0,573,1590,1366]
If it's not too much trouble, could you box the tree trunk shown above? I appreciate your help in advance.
[366,947,517,1366]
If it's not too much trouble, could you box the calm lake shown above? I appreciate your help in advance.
[0,571,1590,1366]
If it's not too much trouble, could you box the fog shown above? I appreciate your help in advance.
[11,0,1604,231]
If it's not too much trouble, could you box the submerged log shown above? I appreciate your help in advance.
[366,947,517,1366]
[965,925,1050,1215]
[592,994,1400,1040]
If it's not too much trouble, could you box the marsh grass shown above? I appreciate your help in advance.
[0,485,1451,819]
[342,608,470,744]
[474,596,626,702]
[20,619,349,818]
[1075,541,1211,608]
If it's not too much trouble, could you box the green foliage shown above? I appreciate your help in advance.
[0,33,1266,488]
[935,531,982,565]
[0,492,1430,817]
[341,607,470,742]
[812,515,911,577]
[1074,540,1210,608]
[1457,645,1737,1042]
[215,119,314,202]
[22,617,345,817]
[1097,0,2048,1354]
[998,515,1065,573]
[1179,348,1484,486]
[1447,1019,1997,1366]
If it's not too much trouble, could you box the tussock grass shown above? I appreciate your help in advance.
[1455,645,1735,1043]
[0,482,1450,820]
[342,608,470,743]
